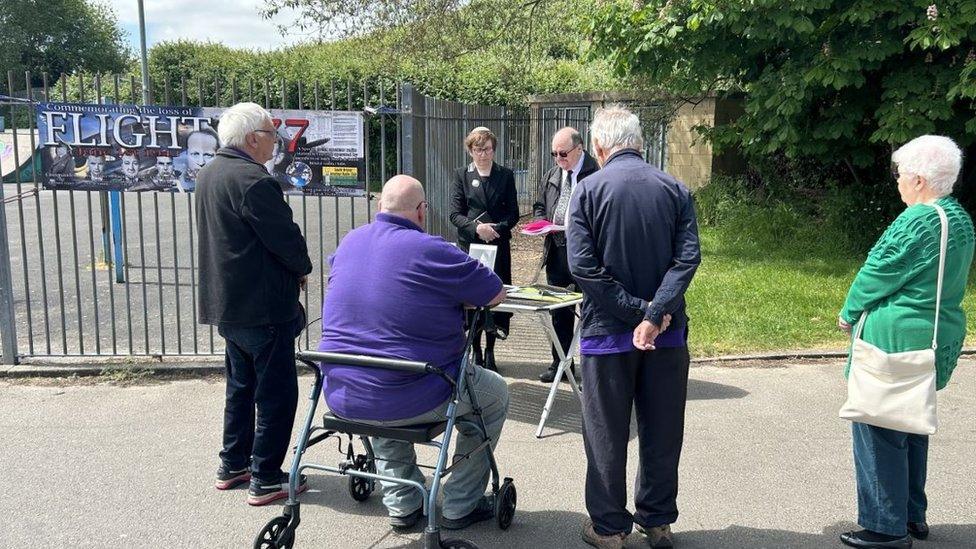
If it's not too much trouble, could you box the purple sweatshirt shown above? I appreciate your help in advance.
[317,213,502,421]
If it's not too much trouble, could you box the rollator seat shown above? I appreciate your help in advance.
[322,412,447,444]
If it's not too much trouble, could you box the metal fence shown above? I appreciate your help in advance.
[398,88,531,240]
[531,103,667,186]
[0,71,403,362]
[1,75,671,364]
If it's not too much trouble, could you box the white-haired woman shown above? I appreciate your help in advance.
[838,135,974,548]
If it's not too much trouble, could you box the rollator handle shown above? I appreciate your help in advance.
[296,350,434,375]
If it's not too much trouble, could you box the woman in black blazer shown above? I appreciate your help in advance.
[449,127,520,371]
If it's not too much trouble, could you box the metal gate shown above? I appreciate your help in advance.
[0,71,403,362]
[0,75,540,363]
[2,75,670,364]
[399,86,531,240]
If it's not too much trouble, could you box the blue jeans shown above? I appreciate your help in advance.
[217,314,303,483]
[363,365,509,520]
[852,422,929,536]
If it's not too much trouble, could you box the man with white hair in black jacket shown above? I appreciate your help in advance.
[196,102,312,506]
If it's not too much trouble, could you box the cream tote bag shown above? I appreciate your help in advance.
[839,203,947,435]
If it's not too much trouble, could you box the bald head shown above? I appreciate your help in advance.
[380,175,425,211]
[553,127,582,146]
[552,126,584,171]
[380,175,428,229]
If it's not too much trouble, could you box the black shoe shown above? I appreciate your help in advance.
[214,464,251,490]
[539,362,577,384]
[441,495,494,530]
[484,349,498,372]
[472,347,484,367]
[247,473,307,506]
[390,506,424,530]
[840,530,912,548]
[907,522,929,540]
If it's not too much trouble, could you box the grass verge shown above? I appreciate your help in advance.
[686,222,976,357]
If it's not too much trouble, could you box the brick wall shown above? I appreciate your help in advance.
[666,97,715,190]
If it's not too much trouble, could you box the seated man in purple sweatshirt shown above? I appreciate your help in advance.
[318,175,509,531]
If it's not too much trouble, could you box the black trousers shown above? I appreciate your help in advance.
[581,347,690,535]
[545,242,576,366]
[217,314,303,483]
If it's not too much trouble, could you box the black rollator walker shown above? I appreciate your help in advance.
[254,310,517,549]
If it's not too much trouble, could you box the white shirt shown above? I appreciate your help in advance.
[562,152,586,188]
[560,153,586,227]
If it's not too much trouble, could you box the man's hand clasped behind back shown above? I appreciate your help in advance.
[632,313,672,351]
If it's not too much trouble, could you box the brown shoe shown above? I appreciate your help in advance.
[636,524,674,548]
[581,520,628,548]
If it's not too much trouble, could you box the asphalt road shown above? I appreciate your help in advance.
[2,359,974,548]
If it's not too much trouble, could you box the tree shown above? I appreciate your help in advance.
[587,1,976,182]
[0,0,130,90]
[260,0,587,77]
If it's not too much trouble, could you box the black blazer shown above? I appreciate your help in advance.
[532,152,600,264]
[195,148,312,327]
[532,151,600,222]
[449,162,520,247]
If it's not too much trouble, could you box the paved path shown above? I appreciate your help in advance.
[2,359,974,548]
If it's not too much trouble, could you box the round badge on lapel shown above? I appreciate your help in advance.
[472,179,481,188]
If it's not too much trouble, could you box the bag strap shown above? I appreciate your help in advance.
[931,203,948,350]
[852,203,948,349]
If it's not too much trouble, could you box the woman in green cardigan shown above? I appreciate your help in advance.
[837,135,974,549]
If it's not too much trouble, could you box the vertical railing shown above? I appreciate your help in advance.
[1,72,531,361]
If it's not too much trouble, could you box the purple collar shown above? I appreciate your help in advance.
[375,212,424,232]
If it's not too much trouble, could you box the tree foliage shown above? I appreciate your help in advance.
[588,1,976,172]
[260,0,592,83]
[0,0,130,89]
[132,33,618,107]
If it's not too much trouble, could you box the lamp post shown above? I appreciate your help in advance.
[137,0,150,104]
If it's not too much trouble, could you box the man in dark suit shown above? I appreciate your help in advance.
[532,126,599,383]
[568,106,700,548]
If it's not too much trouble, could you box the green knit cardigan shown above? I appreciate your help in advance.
[840,196,975,390]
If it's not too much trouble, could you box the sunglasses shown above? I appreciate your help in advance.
[550,145,580,158]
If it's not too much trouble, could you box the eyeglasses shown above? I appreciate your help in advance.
[416,200,428,211]
[253,129,275,136]
[551,144,580,158]
[471,147,494,155]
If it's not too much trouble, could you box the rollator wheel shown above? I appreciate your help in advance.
[348,454,376,502]
[495,478,517,530]
[440,539,478,549]
[253,516,294,549]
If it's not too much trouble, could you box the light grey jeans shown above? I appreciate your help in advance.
[366,365,509,520]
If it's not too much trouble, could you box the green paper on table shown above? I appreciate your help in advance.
[505,284,582,303]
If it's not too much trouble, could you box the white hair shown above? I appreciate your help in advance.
[590,104,644,153]
[892,135,963,197]
[217,102,273,149]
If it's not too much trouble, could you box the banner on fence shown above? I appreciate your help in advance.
[34,102,366,196]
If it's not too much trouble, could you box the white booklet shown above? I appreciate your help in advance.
[468,244,498,271]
